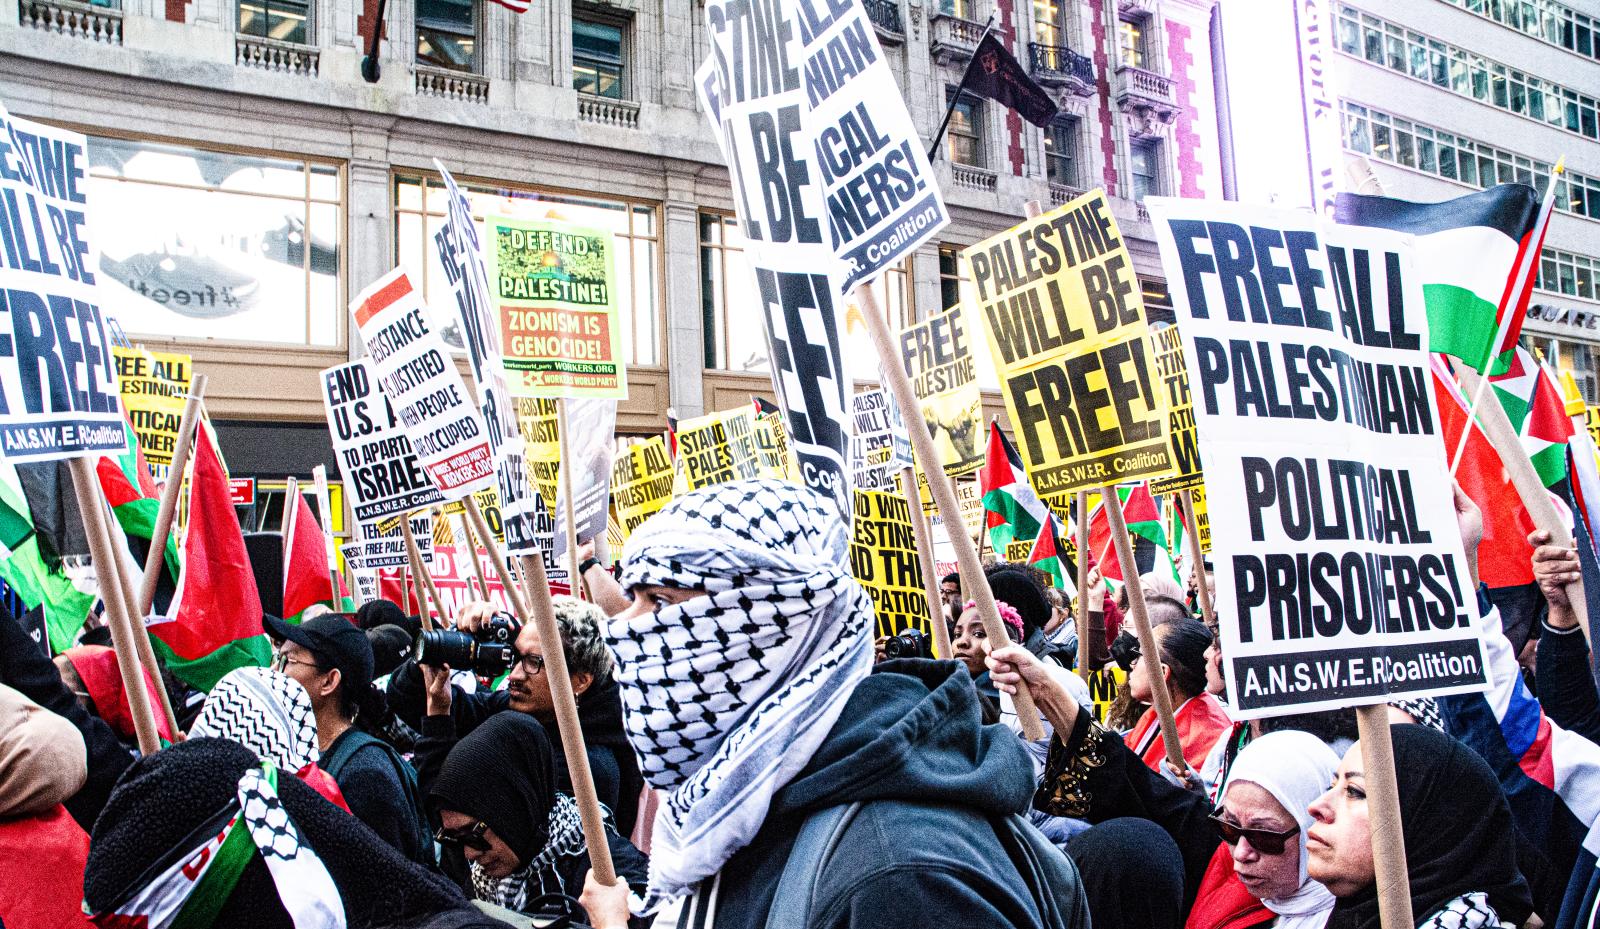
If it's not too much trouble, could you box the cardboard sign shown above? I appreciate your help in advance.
[486,215,626,399]
[112,347,191,477]
[1148,197,1490,717]
[1148,324,1204,494]
[227,477,255,507]
[344,513,433,570]
[672,407,764,493]
[432,162,548,556]
[351,268,494,498]
[0,107,126,460]
[611,436,674,546]
[850,388,902,492]
[849,490,932,639]
[898,305,984,476]
[966,190,1173,503]
[322,358,445,523]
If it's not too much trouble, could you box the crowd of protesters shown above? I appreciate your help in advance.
[6,477,1600,929]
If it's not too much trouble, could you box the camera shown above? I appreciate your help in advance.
[1110,628,1140,673]
[413,613,522,678]
[882,628,934,659]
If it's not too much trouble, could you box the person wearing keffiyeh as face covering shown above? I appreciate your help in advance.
[589,479,1090,929]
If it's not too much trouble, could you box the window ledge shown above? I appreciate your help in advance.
[18,0,122,44]
[236,34,320,77]
[577,93,639,129]
[415,65,489,104]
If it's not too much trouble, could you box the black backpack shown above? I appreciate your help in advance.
[322,729,436,866]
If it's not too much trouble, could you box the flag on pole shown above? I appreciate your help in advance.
[0,459,93,652]
[284,491,349,619]
[1025,511,1072,589]
[154,423,270,691]
[1086,484,1163,584]
[1490,347,1576,488]
[1335,183,1548,374]
[962,33,1059,127]
[1559,368,1600,560]
[980,420,1052,553]
[97,415,181,583]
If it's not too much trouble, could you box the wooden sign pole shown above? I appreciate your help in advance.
[105,499,181,737]
[463,494,616,885]
[137,373,206,616]
[1075,490,1092,681]
[402,516,440,631]
[1355,704,1415,929]
[1103,484,1187,772]
[901,465,953,658]
[556,400,585,601]
[856,284,1045,740]
[312,465,342,605]
[68,457,161,755]
[1179,489,1214,628]
[451,511,492,600]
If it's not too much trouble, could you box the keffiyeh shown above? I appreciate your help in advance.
[190,667,319,772]
[468,793,588,911]
[610,480,874,910]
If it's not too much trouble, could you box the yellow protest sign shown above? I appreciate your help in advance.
[754,399,801,482]
[1148,325,1203,495]
[441,488,504,543]
[610,436,674,545]
[1085,666,1127,723]
[672,407,763,493]
[965,189,1173,503]
[898,305,984,476]
[1188,483,1211,554]
[849,490,933,640]
[1587,405,1600,454]
[515,396,561,512]
[112,347,192,474]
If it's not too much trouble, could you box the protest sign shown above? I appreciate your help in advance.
[1084,666,1126,724]
[753,397,802,482]
[611,436,674,544]
[1148,325,1204,494]
[484,215,626,399]
[898,306,984,476]
[551,398,616,556]
[0,106,126,461]
[1186,484,1211,554]
[352,268,495,498]
[322,359,445,523]
[432,162,548,556]
[672,407,764,493]
[441,488,503,542]
[344,514,432,570]
[353,570,378,606]
[849,490,932,639]
[1148,197,1490,717]
[966,190,1173,503]
[112,347,191,476]
[850,388,899,492]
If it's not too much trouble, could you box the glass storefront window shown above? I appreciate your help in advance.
[86,135,343,347]
[393,174,661,365]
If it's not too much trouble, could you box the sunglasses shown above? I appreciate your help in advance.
[434,819,492,853]
[1208,813,1300,855]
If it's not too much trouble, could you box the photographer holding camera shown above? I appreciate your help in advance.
[388,595,644,837]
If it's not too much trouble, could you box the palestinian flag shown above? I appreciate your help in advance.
[1025,511,1072,589]
[1086,484,1163,584]
[283,489,351,620]
[980,421,1051,553]
[1335,183,1546,374]
[97,416,181,585]
[1490,347,1574,488]
[0,460,94,652]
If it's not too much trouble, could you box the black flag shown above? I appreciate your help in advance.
[963,34,1058,127]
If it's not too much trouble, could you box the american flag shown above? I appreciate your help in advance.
[491,0,530,13]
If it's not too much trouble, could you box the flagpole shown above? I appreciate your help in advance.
[1075,489,1092,681]
[557,400,586,602]
[927,14,998,162]
[902,465,954,658]
[1447,159,1563,477]
[452,510,492,600]
[105,494,182,738]
[138,373,207,616]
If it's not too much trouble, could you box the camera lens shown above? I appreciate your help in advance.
[414,630,477,669]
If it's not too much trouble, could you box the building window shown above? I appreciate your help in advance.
[86,136,343,347]
[573,15,626,99]
[394,174,661,365]
[1119,15,1148,70]
[1525,333,1599,403]
[238,0,309,43]
[1441,0,1599,64]
[1130,139,1162,200]
[1032,0,1060,47]
[947,92,984,167]
[1045,117,1079,188]
[416,0,475,72]
[1334,6,1598,142]
[1536,247,1600,302]
[938,0,969,18]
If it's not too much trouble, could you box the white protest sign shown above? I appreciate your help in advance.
[0,105,126,460]
[351,268,494,498]
[554,397,616,559]
[343,514,432,570]
[431,161,551,557]
[850,387,898,491]
[322,359,444,523]
[1147,197,1490,718]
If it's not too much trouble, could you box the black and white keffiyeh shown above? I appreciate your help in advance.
[191,667,319,772]
[468,793,588,911]
[1416,892,1513,929]
[610,480,874,911]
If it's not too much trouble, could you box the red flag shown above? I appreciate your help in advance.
[284,491,340,618]
[157,426,264,660]
[1085,485,1159,583]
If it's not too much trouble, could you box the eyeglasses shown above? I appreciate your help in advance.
[1208,813,1300,855]
[272,651,324,674]
[513,652,546,676]
[434,819,492,853]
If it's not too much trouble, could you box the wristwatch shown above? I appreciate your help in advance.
[579,557,602,575]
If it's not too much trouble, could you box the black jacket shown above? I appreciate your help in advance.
[388,660,643,835]
[673,659,1088,929]
[0,603,130,829]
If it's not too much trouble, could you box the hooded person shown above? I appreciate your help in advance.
[1309,724,1534,929]
[585,479,1090,929]
[84,737,511,929]
[190,666,350,810]
[426,713,648,922]
[59,644,176,746]
[0,683,92,929]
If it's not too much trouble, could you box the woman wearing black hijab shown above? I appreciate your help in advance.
[427,713,648,922]
[1307,724,1534,928]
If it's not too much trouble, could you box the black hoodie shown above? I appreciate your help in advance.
[681,658,1090,929]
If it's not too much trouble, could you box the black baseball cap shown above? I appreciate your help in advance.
[263,613,374,695]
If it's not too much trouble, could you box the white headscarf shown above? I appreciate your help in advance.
[190,666,319,772]
[609,480,874,912]
[1222,730,1340,929]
